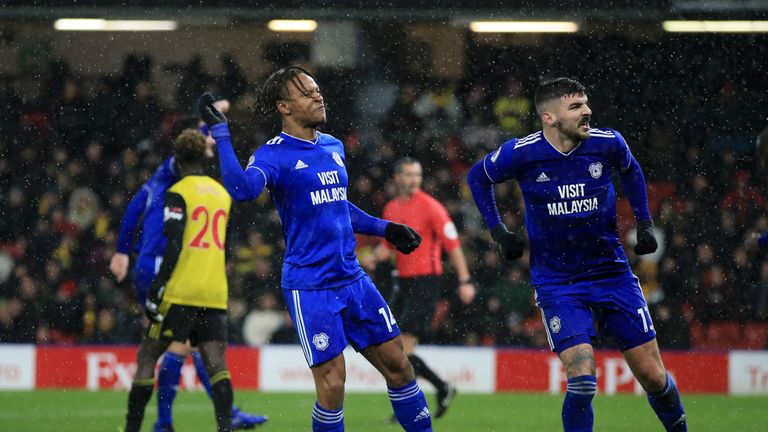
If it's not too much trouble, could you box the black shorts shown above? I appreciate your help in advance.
[390,275,443,340]
[147,304,228,344]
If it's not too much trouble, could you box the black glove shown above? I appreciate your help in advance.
[634,220,658,255]
[144,287,164,323]
[385,222,422,254]
[198,93,227,127]
[490,223,525,260]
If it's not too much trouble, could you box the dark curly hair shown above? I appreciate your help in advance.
[252,66,315,122]
[173,128,206,166]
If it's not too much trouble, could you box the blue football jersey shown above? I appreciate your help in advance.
[136,156,179,256]
[246,132,363,290]
[481,128,636,285]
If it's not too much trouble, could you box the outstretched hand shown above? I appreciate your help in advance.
[634,220,658,255]
[385,222,422,254]
[198,93,227,127]
[490,224,525,261]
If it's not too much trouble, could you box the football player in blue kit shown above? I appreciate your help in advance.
[110,107,267,432]
[199,66,432,432]
[467,77,686,432]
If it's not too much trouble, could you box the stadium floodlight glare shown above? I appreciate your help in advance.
[662,20,768,33]
[469,21,579,33]
[54,19,177,31]
[267,20,318,32]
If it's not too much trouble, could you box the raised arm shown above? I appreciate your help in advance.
[199,93,266,202]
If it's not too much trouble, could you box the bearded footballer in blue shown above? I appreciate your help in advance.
[467,78,686,432]
[200,66,433,432]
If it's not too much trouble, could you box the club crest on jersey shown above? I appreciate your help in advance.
[332,152,344,167]
[312,332,330,351]
[588,162,603,179]
[549,316,561,334]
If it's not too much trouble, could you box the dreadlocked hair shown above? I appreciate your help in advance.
[252,66,315,122]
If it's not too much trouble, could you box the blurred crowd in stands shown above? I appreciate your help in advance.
[1,33,767,350]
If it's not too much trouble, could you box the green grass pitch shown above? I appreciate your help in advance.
[1,390,766,431]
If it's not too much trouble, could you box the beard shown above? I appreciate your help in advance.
[555,119,590,142]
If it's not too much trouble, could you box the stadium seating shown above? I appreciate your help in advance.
[742,322,768,350]
[689,321,768,350]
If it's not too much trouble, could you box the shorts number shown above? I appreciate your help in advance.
[637,306,655,333]
[378,306,397,333]
[189,206,227,250]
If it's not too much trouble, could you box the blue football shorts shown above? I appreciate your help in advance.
[133,254,163,305]
[535,275,656,354]
[283,274,400,367]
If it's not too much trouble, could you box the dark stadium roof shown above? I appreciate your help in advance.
[6,0,766,21]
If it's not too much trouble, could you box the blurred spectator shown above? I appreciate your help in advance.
[651,302,691,350]
[691,264,736,323]
[381,82,422,148]
[753,261,768,321]
[123,81,163,153]
[168,55,211,113]
[498,312,533,347]
[720,170,766,226]
[218,53,249,103]
[493,77,532,139]
[412,78,462,142]
[51,79,89,151]
[460,81,500,151]
[45,279,83,344]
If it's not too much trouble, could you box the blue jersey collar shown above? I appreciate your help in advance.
[541,131,582,157]
[280,131,320,146]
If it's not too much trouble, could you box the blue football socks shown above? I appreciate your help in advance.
[191,350,215,396]
[388,380,433,431]
[562,375,597,432]
[312,401,344,431]
[156,352,185,427]
[647,372,687,431]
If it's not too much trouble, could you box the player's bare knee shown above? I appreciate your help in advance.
[312,358,347,395]
[560,344,596,377]
[384,352,415,385]
[136,342,165,379]
[636,368,667,393]
[318,375,344,398]
[198,341,226,369]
